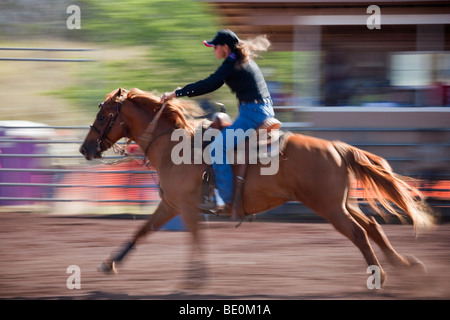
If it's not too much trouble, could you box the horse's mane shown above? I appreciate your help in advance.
[108,88,204,136]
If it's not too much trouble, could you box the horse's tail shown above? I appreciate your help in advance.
[332,141,436,233]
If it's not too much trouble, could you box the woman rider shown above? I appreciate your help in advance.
[160,29,274,212]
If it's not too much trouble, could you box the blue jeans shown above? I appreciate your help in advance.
[209,98,274,204]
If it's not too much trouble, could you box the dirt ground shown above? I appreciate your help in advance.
[0,212,449,300]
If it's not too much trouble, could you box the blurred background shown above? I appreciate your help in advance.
[0,0,449,218]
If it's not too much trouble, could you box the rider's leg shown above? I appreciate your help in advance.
[198,128,234,210]
[198,100,274,211]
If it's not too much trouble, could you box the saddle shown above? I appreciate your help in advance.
[199,112,287,223]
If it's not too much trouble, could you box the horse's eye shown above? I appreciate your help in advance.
[97,114,104,121]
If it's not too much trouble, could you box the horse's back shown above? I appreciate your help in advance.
[242,132,348,214]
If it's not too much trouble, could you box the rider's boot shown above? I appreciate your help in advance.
[198,201,231,213]
[198,191,230,213]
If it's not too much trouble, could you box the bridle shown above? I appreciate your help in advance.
[90,95,171,160]
[91,96,129,154]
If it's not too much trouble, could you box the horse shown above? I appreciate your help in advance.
[80,87,435,287]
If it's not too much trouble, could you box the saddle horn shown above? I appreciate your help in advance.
[215,102,227,113]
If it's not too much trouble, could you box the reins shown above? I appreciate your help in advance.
[141,101,170,156]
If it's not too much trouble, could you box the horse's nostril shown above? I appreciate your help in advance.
[80,146,92,159]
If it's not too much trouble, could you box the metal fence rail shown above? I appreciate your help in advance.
[1,125,449,210]
[0,47,95,62]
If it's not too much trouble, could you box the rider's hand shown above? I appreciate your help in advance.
[160,91,176,103]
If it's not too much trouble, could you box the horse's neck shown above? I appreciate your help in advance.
[133,121,174,172]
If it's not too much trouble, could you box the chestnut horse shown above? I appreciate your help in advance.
[80,88,435,287]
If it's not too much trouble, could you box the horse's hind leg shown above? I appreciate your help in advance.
[346,200,419,269]
[321,203,387,286]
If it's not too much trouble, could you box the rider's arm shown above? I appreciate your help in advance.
[174,56,235,98]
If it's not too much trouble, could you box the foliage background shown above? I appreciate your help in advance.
[0,0,294,122]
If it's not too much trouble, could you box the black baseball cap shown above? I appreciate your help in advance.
[203,29,240,50]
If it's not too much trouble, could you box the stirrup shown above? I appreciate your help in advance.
[198,200,223,213]
[198,201,229,214]
[198,201,217,211]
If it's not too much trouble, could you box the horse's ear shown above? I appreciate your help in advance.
[117,88,122,97]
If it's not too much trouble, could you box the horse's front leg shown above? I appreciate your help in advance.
[98,201,176,273]
[180,205,207,288]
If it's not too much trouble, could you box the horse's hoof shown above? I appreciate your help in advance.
[380,271,387,288]
[405,254,427,274]
[98,261,118,274]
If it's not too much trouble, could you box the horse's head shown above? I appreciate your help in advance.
[80,88,129,160]
[80,87,204,161]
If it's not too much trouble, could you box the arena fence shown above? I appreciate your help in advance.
[0,124,449,216]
